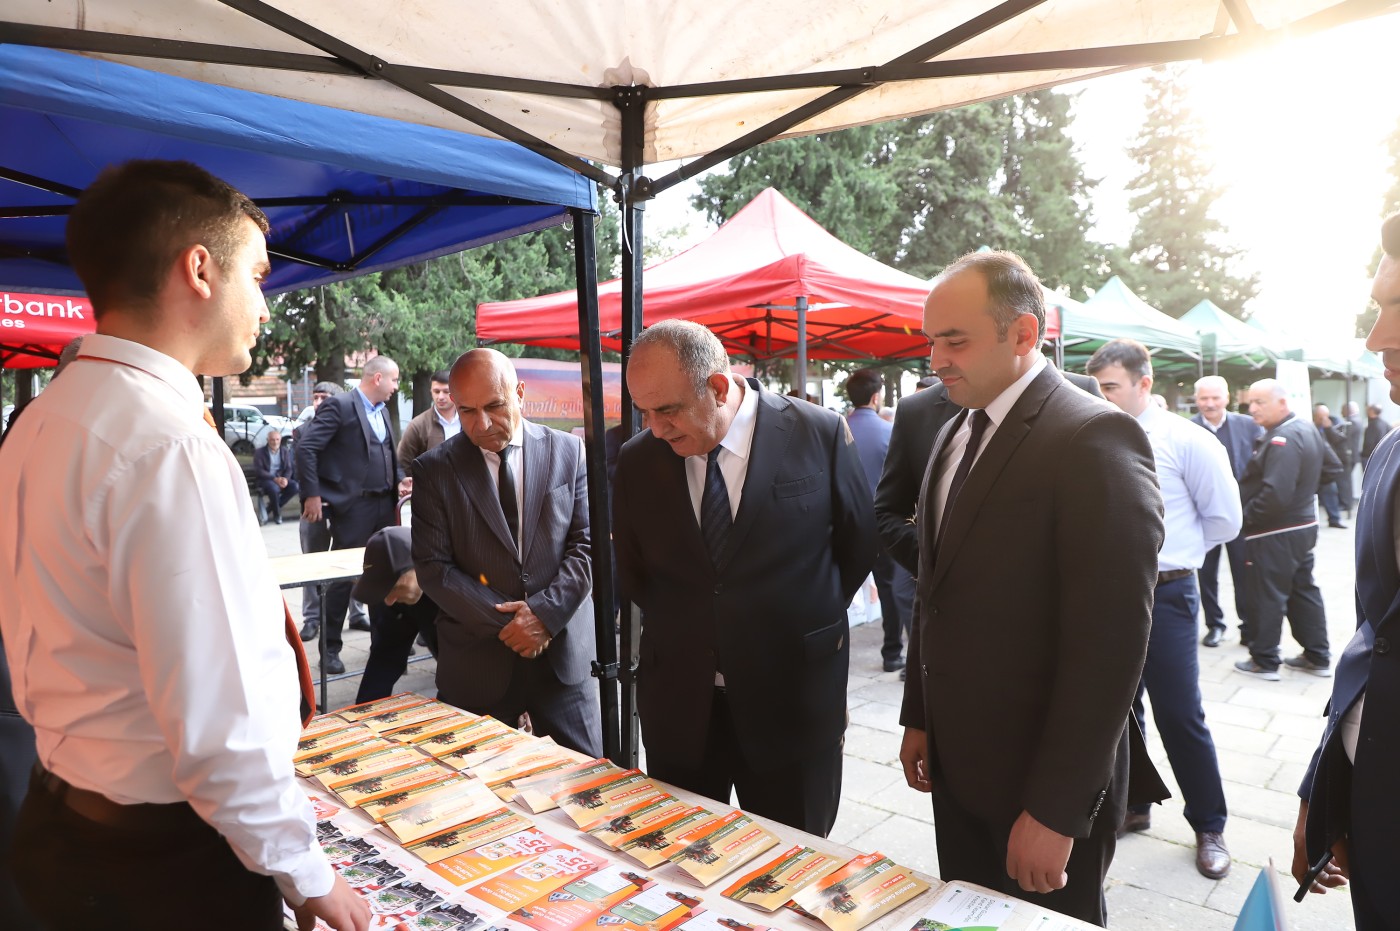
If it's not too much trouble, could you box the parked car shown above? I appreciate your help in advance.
[209,403,294,456]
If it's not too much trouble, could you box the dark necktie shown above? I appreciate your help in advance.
[498,445,520,550]
[934,409,991,558]
[701,447,731,566]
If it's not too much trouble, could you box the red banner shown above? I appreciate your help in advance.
[1,291,96,368]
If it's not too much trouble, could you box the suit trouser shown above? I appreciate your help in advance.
[9,767,282,930]
[1336,463,1356,512]
[1319,483,1343,523]
[928,779,1117,927]
[1198,535,1248,636]
[441,653,604,759]
[872,547,914,663]
[257,477,300,513]
[355,599,439,704]
[1129,575,1228,833]
[1245,526,1329,671]
[645,687,843,838]
[320,495,397,655]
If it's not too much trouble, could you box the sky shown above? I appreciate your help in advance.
[647,11,1400,350]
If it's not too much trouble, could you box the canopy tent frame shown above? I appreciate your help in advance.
[6,0,1396,767]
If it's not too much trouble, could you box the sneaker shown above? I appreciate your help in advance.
[1233,659,1281,681]
[1283,654,1333,677]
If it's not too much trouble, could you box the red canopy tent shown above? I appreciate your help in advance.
[1,290,95,369]
[481,188,1059,362]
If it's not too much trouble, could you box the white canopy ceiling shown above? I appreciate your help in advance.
[5,0,1394,188]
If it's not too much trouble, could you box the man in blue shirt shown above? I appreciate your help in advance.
[1089,339,1241,881]
[845,368,913,673]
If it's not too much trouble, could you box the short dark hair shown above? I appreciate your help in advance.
[844,369,882,407]
[312,381,342,396]
[915,375,941,391]
[66,160,268,318]
[431,370,450,385]
[1384,212,1400,259]
[939,250,1046,341]
[1086,338,1153,383]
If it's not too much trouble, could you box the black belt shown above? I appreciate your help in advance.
[30,763,201,830]
[359,488,395,498]
[1157,568,1193,585]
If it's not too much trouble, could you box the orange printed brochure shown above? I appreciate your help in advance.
[616,806,715,869]
[428,829,582,887]
[721,845,845,912]
[556,770,665,828]
[673,911,768,931]
[514,759,621,813]
[330,756,454,808]
[788,852,930,931]
[358,773,475,823]
[466,844,609,912]
[383,779,517,844]
[583,794,688,849]
[437,727,535,770]
[319,745,431,795]
[485,752,593,801]
[409,716,511,755]
[509,863,655,931]
[661,810,779,887]
[301,712,362,739]
[298,736,392,778]
[379,710,477,743]
[404,806,534,864]
[359,699,463,735]
[335,691,432,722]
[295,724,374,761]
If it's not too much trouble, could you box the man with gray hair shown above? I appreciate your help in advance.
[613,319,875,836]
[1234,379,1339,680]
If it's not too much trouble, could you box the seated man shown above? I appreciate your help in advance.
[353,526,439,704]
[252,429,298,524]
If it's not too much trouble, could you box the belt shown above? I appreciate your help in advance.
[30,763,200,830]
[1157,568,1193,585]
[359,488,395,499]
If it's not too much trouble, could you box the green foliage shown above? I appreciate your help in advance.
[1109,66,1259,318]
[1356,118,1400,336]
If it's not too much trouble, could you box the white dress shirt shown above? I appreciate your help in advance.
[1136,403,1242,572]
[482,428,526,558]
[437,408,462,441]
[0,334,331,902]
[685,375,759,523]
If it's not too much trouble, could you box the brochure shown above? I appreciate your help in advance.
[673,912,768,931]
[660,811,779,887]
[337,692,433,722]
[788,852,929,931]
[385,785,521,844]
[405,807,536,864]
[297,723,374,759]
[721,845,845,912]
[583,794,688,850]
[302,712,363,739]
[555,770,665,829]
[514,759,621,813]
[508,864,657,931]
[361,700,464,735]
[358,774,476,824]
[906,881,1015,931]
[466,845,609,911]
[429,829,585,887]
[333,757,455,808]
[320,744,435,793]
[300,736,394,778]
[616,806,715,869]
[383,711,479,743]
[438,728,535,770]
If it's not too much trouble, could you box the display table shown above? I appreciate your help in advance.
[270,547,366,710]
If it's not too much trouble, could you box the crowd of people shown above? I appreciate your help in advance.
[1,158,1399,931]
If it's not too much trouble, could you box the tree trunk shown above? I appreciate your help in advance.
[411,370,434,417]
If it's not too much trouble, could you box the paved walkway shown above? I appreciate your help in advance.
[265,508,1363,930]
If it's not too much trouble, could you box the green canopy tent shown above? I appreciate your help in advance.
[1180,299,1280,374]
[1058,276,1204,376]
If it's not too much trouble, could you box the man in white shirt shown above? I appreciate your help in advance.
[1089,339,1240,881]
[0,160,367,930]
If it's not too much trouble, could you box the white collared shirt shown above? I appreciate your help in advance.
[1136,403,1241,572]
[685,375,759,523]
[0,334,331,903]
[355,386,388,442]
[482,427,526,558]
[932,355,1047,534]
[436,408,461,441]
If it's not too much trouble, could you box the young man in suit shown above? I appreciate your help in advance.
[1294,213,1400,928]
[412,349,601,757]
[898,251,1164,925]
[252,428,298,524]
[1191,375,1264,647]
[295,354,407,675]
[614,320,875,837]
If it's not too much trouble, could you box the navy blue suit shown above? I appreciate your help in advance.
[847,407,914,666]
[1192,412,1263,638]
[1300,428,1400,927]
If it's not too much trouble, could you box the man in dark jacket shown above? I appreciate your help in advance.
[1235,380,1341,680]
[1361,403,1391,468]
[252,429,298,524]
[1313,404,1351,527]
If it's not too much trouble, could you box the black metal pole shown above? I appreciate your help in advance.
[795,295,808,398]
[573,207,621,761]
[212,376,226,433]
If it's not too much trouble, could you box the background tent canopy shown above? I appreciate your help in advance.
[0,44,595,298]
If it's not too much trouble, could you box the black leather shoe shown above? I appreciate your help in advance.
[348,617,372,632]
[1117,810,1150,838]
[1202,628,1223,647]
[883,657,906,673]
[1195,832,1230,879]
[322,654,345,675]
[298,621,319,642]
[1329,520,1347,529]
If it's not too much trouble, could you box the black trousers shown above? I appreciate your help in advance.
[872,547,915,663]
[355,599,439,704]
[321,494,397,655]
[9,768,283,931]
[1198,535,1248,636]
[645,688,843,838]
[1245,527,1329,670]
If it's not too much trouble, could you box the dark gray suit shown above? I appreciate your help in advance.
[411,421,601,757]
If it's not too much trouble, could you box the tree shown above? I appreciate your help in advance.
[1356,118,1400,336]
[1110,66,1259,318]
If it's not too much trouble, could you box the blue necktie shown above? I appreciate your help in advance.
[701,447,731,566]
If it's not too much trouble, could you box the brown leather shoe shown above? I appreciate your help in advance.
[1116,810,1150,838]
[1195,832,1230,880]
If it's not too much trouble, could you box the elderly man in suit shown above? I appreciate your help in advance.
[1191,375,1264,647]
[295,354,407,675]
[1294,213,1400,928]
[252,429,298,524]
[898,251,1164,925]
[614,319,875,837]
[412,349,601,757]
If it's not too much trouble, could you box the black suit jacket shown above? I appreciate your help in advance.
[1190,411,1262,481]
[294,391,402,511]
[876,372,1101,576]
[899,366,1165,837]
[252,444,295,484]
[411,422,595,708]
[613,380,876,772]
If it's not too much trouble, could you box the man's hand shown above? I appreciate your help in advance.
[292,874,370,931]
[496,601,551,657]
[302,495,323,522]
[899,728,931,793]
[398,477,413,497]
[275,477,289,488]
[1291,800,1349,894]
[1006,810,1072,894]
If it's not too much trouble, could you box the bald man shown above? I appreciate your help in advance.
[411,350,601,756]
